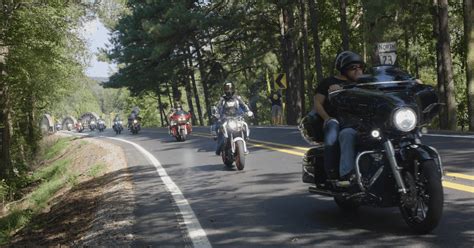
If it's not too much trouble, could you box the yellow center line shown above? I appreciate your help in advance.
[193,132,474,194]
[442,181,474,193]
[250,143,305,157]
[445,172,474,181]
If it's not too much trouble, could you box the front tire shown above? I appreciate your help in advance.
[235,140,245,170]
[399,160,443,234]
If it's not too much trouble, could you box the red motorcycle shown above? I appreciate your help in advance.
[169,110,192,141]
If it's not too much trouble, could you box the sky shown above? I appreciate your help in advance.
[82,18,117,78]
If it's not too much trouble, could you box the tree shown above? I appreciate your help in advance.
[465,0,474,130]
[436,0,457,130]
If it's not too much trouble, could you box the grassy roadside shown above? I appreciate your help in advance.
[0,136,104,245]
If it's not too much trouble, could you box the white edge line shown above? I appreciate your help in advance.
[424,134,474,139]
[106,137,212,248]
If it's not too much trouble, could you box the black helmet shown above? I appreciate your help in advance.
[334,51,364,73]
[223,82,235,97]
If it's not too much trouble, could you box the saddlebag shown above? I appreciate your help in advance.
[302,146,327,184]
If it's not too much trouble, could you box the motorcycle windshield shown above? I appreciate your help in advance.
[355,66,417,90]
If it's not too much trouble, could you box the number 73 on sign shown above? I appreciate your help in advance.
[379,52,397,65]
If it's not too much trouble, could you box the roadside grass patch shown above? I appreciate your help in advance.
[0,209,33,244]
[43,137,72,160]
[0,137,91,245]
[87,164,106,178]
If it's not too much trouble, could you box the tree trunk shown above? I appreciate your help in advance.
[338,0,350,51]
[183,74,196,125]
[186,48,204,126]
[438,0,457,130]
[465,0,474,131]
[0,46,13,179]
[280,4,302,125]
[432,0,447,129]
[165,81,173,108]
[299,0,311,113]
[157,90,165,127]
[308,0,323,84]
[194,42,212,125]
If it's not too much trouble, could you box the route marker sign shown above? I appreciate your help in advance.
[377,42,397,65]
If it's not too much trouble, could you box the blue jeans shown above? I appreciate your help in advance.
[215,122,224,155]
[323,119,357,178]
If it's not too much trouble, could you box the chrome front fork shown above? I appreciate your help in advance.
[383,139,407,194]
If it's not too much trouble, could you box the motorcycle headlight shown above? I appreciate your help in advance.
[90,121,96,125]
[171,121,177,126]
[178,117,185,121]
[133,119,138,124]
[393,107,417,132]
[118,121,123,125]
[228,120,237,130]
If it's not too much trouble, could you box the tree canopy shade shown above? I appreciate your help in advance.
[105,0,472,129]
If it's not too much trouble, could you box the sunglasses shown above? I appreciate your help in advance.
[347,64,363,71]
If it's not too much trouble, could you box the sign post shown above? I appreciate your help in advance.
[377,42,397,65]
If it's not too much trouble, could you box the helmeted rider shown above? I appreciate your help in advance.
[128,107,140,129]
[215,82,253,155]
[313,50,364,182]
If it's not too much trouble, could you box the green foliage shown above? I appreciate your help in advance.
[87,163,106,178]
[0,209,33,245]
[42,138,71,161]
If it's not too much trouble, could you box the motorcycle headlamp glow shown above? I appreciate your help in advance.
[228,120,238,130]
[118,121,123,125]
[90,121,96,125]
[133,119,138,124]
[393,107,417,132]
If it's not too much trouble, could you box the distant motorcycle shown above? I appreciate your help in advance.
[129,117,141,134]
[169,110,192,141]
[89,120,97,131]
[98,120,106,132]
[113,120,123,135]
[220,113,251,170]
[75,122,84,133]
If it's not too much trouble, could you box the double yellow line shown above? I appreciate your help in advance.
[193,132,474,194]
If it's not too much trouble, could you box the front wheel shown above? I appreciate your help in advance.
[235,140,245,170]
[399,160,443,234]
[180,130,186,141]
[221,144,233,167]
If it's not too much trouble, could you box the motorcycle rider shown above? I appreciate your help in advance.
[128,107,140,129]
[215,82,253,155]
[313,51,364,182]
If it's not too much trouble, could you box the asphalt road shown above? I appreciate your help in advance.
[82,126,473,247]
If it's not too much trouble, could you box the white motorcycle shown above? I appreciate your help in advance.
[220,114,251,170]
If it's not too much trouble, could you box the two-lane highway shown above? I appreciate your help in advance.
[86,126,473,247]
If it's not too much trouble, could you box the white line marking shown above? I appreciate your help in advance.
[107,137,212,248]
[425,134,474,139]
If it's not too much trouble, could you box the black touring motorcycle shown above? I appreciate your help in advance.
[299,66,444,234]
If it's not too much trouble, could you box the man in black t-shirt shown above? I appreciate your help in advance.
[268,91,282,125]
[313,51,364,182]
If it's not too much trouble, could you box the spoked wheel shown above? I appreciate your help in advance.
[222,146,233,168]
[399,160,444,234]
[235,140,245,170]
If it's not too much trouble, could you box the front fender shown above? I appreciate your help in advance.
[231,137,247,154]
[400,144,444,175]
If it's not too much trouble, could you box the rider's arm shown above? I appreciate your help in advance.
[314,93,331,121]
[236,96,250,112]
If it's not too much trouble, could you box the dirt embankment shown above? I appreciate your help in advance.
[9,134,135,247]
